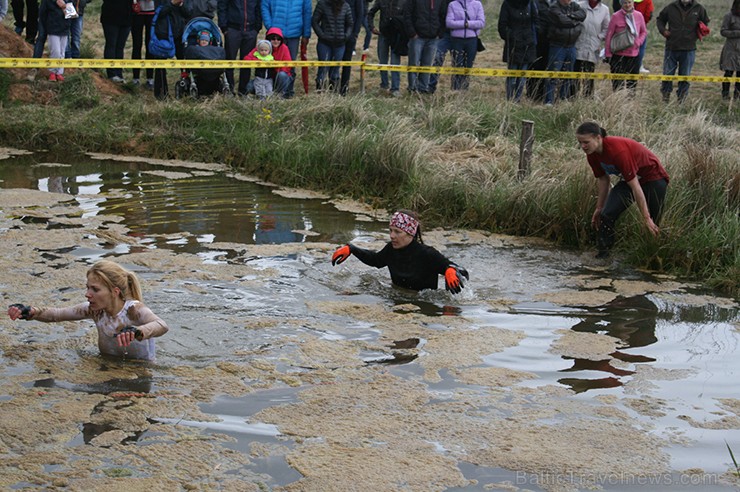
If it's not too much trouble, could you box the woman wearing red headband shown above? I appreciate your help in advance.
[331,210,469,293]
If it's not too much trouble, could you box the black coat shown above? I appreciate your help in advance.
[367,0,405,34]
[546,0,585,46]
[403,0,446,39]
[498,0,538,64]
[312,0,353,47]
[100,0,132,26]
[41,0,71,35]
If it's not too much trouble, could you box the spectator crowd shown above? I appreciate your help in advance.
[1,0,738,101]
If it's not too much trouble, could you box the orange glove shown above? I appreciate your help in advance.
[444,266,468,294]
[331,245,351,266]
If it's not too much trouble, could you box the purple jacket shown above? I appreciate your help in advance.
[446,0,485,38]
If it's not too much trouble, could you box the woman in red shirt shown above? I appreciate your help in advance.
[576,121,669,258]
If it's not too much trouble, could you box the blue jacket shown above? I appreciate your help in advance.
[218,0,262,32]
[261,0,312,39]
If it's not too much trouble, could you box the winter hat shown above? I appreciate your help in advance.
[257,39,272,54]
[199,31,212,42]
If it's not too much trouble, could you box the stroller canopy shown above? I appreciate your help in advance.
[182,17,224,47]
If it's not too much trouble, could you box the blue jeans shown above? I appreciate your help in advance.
[316,41,345,89]
[407,36,438,93]
[637,38,647,67]
[65,15,83,58]
[544,44,576,104]
[450,36,477,90]
[428,33,449,93]
[102,23,131,79]
[506,62,529,101]
[661,49,695,101]
[377,33,401,91]
[282,38,300,98]
[274,71,295,97]
[32,17,46,58]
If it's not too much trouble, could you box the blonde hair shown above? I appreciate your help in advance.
[87,260,143,301]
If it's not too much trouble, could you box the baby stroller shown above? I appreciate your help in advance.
[177,17,231,98]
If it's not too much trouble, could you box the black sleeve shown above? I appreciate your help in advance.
[349,243,390,268]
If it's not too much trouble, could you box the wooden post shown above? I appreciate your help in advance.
[360,53,367,94]
[518,120,534,180]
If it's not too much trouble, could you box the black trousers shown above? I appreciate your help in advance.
[598,178,668,252]
[224,28,258,94]
[610,54,639,92]
[11,0,38,42]
[340,37,358,95]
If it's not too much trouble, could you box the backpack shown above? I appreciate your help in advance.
[149,5,176,59]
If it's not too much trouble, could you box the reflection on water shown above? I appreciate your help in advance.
[0,152,384,254]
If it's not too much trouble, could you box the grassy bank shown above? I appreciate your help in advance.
[0,78,737,296]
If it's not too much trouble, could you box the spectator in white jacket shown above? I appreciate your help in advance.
[573,0,610,96]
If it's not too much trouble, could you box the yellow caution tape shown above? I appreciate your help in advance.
[0,57,738,83]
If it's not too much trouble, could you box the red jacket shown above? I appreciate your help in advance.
[634,0,653,23]
[243,27,293,76]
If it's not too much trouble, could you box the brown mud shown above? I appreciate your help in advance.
[1,150,739,491]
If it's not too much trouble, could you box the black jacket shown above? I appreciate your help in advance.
[498,0,538,64]
[546,0,585,46]
[367,0,405,34]
[217,0,261,32]
[100,0,132,26]
[312,0,353,47]
[657,0,710,51]
[41,0,71,35]
[403,0,446,39]
[349,240,453,291]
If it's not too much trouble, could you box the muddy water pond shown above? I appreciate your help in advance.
[0,150,738,491]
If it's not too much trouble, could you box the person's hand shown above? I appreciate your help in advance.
[445,266,468,294]
[645,217,660,237]
[115,326,143,347]
[132,0,140,13]
[372,28,379,35]
[662,30,670,38]
[591,209,602,230]
[301,37,309,49]
[331,245,351,266]
[8,303,33,320]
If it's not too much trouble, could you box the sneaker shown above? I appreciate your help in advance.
[110,76,125,83]
[362,48,370,54]
[56,74,65,82]
[545,102,554,107]
[595,250,610,259]
[390,90,401,98]
[146,79,154,90]
[639,65,650,74]
[132,78,141,85]
[352,50,356,56]
[48,73,57,82]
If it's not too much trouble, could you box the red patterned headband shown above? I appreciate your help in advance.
[390,212,418,237]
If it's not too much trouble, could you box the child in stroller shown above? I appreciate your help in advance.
[177,17,230,98]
